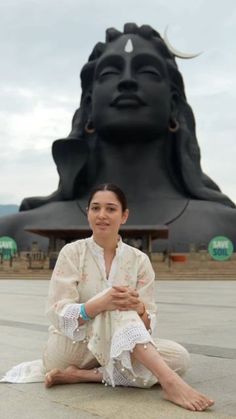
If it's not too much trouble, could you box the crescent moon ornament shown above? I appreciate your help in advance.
[163,26,202,59]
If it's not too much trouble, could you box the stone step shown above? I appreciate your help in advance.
[154,267,236,278]
[0,270,51,279]
[0,262,235,280]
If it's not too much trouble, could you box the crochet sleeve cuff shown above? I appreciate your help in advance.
[59,303,86,341]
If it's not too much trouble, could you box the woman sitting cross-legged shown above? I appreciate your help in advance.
[42,183,214,412]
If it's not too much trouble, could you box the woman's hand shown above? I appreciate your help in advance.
[101,286,144,313]
[85,285,151,330]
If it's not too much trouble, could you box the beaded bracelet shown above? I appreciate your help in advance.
[79,303,92,321]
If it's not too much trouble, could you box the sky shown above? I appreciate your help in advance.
[0,0,236,205]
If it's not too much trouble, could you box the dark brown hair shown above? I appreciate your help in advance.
[87,183,128,212]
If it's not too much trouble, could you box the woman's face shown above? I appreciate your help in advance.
[87,191,129,237]
[91,34,172,140]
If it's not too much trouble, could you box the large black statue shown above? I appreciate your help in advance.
[1,23,236,251]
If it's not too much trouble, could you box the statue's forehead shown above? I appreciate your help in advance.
[93,34,168,77]
[102,34,158,56]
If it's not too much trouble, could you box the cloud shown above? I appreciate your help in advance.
[0,146,59,204]
[0,99,74,203]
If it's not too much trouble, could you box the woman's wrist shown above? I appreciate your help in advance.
[137,303,152,331]
[85,296,104,318]
[137,302,146,316]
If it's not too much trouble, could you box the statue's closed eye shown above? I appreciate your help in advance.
[137,66,162,80]
[98,67,120,79]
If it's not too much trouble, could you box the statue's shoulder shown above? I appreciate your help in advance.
[187,199,236,219]
[170,199,236,247]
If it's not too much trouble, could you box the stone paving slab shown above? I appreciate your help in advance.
[0,280,236,418]
[0,382,234,419]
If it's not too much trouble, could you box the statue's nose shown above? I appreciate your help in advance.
[118,78,138,91]
[118,66,138,92]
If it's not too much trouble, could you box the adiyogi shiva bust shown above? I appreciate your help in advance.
[1,23,235,251]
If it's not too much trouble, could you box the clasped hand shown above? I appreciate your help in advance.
[103,286,144,314]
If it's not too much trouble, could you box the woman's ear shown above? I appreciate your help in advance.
[122,209,129,224]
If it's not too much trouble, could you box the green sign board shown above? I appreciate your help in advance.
[0,236,17,260]
[208,236,234,261]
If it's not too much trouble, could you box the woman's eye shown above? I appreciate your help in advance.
[91,206,99,211]
[107,207,116,212]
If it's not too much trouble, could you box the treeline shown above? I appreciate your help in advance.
[0,205,19,216]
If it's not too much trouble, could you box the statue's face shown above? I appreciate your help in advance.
[91,34,172,140]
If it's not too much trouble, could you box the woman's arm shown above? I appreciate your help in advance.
[46,243,88,340]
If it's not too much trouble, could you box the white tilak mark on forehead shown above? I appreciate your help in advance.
[124,39,133,53]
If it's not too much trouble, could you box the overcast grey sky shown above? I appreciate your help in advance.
[0,0,236,205]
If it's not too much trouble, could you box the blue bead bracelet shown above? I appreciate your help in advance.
[80,303,92,321]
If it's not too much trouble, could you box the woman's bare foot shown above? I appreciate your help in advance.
[131,342,214,412]
[45,365,83,388]
[45,365,103,388]
[162,372,214,411]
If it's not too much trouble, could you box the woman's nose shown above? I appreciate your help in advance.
[98,209,106,218]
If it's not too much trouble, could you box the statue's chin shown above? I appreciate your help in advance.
[96,125,162,143]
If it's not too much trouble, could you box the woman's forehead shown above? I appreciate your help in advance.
[91,190,119,203]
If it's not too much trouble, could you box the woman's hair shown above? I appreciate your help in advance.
[87,183,128,212]
[69,23,235,209]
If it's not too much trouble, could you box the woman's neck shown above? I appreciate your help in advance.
[93,234,119,253]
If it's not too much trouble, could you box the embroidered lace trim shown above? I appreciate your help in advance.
[111,323,153,357]
[106,322,157,386]
[0,360,45,383]
[59,303,86,341]
[99,365,137,387]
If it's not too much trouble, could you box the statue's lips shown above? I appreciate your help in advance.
[110,95,145,108]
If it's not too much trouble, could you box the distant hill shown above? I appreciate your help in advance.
[0,205,19,216]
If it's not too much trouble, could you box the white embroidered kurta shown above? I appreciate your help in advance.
[1,237,190,385]
[44,237,158,387]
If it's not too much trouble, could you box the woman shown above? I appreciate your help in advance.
[42,183,214,412]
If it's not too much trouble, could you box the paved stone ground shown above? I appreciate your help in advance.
[0,279,236,419]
